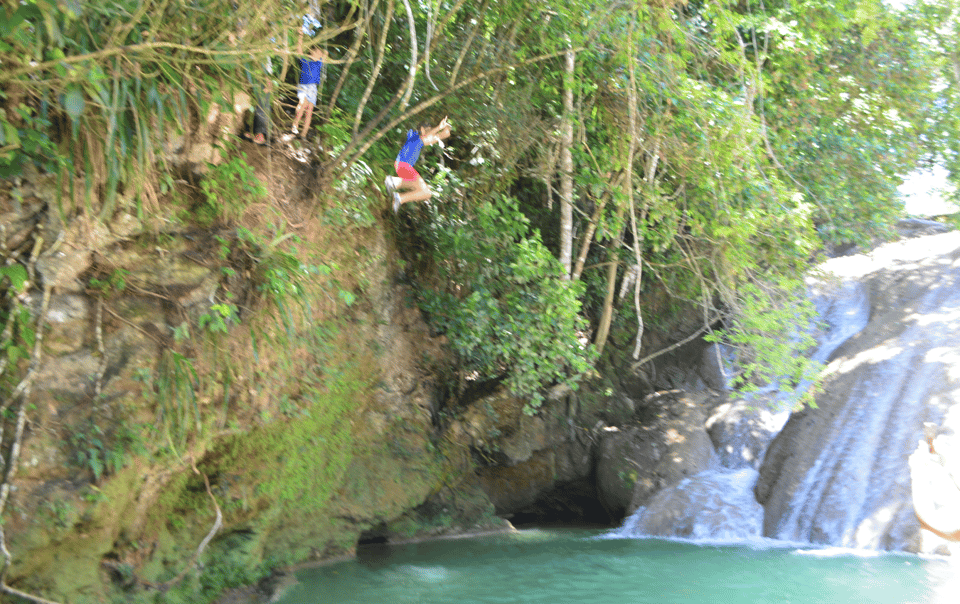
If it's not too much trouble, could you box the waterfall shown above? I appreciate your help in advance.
[621,230,960,552]
[619,257,871,542]
[769,232,960,550]
[617,468,764,541]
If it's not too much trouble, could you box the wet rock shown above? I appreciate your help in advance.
[624,468,763,539]
[706,395,789,470]
[756,231,960,551]
[595,390,717,519]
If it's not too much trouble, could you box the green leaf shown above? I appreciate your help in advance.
[0,5,42,37]
[0,264,29,292]
[62,85,85,120]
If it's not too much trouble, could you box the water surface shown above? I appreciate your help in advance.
[275,529,957,604]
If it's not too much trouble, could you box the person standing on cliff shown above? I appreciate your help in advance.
[384,117,451,212]
[289,22,344,139]
[290,32,325,139]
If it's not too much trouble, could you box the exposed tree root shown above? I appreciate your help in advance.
[0,280,60,604]
[103,462,223,593]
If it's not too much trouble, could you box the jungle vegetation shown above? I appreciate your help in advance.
[1,0,958,601]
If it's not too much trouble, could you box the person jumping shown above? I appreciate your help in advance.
[385,117,451,212]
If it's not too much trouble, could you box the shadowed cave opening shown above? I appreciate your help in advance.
[506,478,619,529]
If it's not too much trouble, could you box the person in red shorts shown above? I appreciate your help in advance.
[385,117,451,212]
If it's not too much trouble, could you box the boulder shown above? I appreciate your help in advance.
[706,395,789,470]
[595,390,717,519]
[624,468,763,540]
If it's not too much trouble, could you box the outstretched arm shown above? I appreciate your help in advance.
[422,117,452,145]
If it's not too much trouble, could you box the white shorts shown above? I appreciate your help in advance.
[297,83,317,107]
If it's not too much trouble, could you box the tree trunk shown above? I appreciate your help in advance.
[329,0,379,118]
[571,170,624,282]
[625,25,646,360]
[559,41,575,279]
[352,0,394,135]
[594,203,626,354]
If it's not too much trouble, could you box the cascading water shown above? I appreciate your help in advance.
[619,265,870,542]
[619,468,764,541]
[621,230,960,552]
[763,231,960,551]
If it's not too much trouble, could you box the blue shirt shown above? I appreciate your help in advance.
[396,130,424,166]
[299,58,323,85]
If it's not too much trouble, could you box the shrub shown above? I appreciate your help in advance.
[417,196,595,412]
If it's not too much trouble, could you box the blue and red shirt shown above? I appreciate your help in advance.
[396,130,424,166]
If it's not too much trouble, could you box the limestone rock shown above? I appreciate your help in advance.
[706,395,789,470]
[625,468,763,539]
[595,390,717,519]
[35,248,92,291]
[111,212,143,239]
[109,242,214,289]
[40,294,91,354]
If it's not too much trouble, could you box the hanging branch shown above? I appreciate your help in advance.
[571,170,625,282]
[328,0,379,116]
[448,0,488,87]
[330,46,584,179]
[353,0,395,136]
[559,37,576,279]
[630,311,724,370]
[424,0,439,90]
[143,464,222,590]
[593,203,626,355]
[490,19,522,106]
[101,462,223,591]
[398,0,418,113]
[625,27,645,360]
[94,296,107,397]
[0,275,60,604]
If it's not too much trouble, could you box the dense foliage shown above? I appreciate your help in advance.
[2,0,959,600]
[2,0,954,400]
[416,195,594,412]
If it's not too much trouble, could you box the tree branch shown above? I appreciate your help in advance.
[330,46,586,178]
[398,0,419,113]
[0,281,58,603]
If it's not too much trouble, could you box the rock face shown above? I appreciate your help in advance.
[0,143,493,600]
[595,390,717,518]
[623,468,763,540]
[756,231,960,553]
